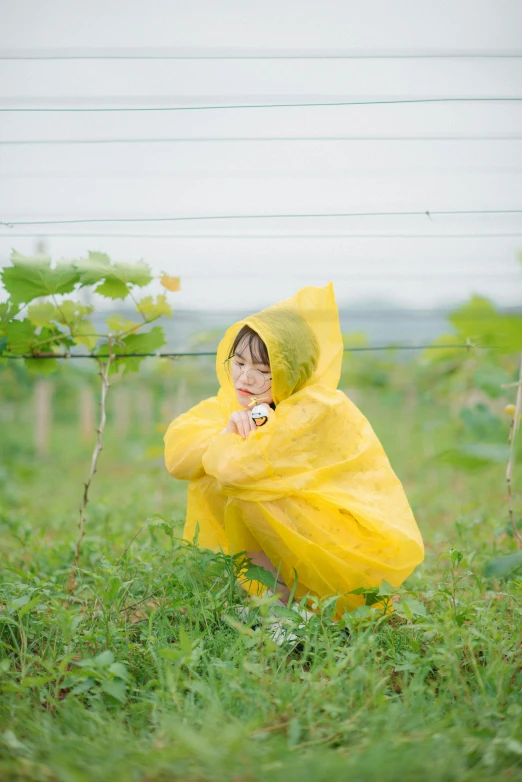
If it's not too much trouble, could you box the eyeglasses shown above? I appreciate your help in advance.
[223,358,272,390]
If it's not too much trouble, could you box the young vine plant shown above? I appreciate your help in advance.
[0,249,180,582]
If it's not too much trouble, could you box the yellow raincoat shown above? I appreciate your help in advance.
[164,283,424,614]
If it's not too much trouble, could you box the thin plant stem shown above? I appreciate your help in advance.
[506,352,522,547]
[70,348,113,579]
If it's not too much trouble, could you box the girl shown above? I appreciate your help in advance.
[164,283,424,616]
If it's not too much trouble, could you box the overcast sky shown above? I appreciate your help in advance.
[1,0,521,313]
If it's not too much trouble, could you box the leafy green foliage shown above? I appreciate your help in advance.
[137,294,172,320]
[438,442,511,470]
[449,295,522,353]
[76,251,153,299]
[484,551,522,579]
[0,350,521,780]
[108,326,166,372]
[0,250,178,373]
[1,251,80,305]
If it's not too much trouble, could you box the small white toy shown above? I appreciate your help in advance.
[250,403,271,427]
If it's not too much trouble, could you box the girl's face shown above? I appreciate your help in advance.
[231,340,273,408]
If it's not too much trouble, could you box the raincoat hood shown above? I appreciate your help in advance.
[216,282,344,407]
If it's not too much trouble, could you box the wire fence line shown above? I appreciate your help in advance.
[0,344,503,360]
[2,209,522,228]
[2,232,521,240]
[3,135,522,146]
[2,97,522,113]
[3,49,522,60]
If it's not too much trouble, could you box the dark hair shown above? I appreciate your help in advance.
[227,325,270,366]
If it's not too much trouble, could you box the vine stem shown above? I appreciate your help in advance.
[69,349,113,586]
[506,352,522,548]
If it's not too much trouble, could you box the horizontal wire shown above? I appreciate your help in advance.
[2,97,522,113]
[1,209,521,227]
[1,344,498,360]
[4,169,521,181]
[3,135,522,146]
[2,232,522,240]
[2,50,522,60]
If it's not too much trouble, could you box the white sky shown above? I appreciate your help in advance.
[1,0,521,313]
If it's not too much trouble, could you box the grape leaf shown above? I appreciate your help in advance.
[160,273,181,292]
[54,300,94,327]
[0,301,21,327]
[103,326,165,372]
[4,320,37,355]
[449,296,522,352]
[106,314,139,333]
[34,327,74,354]
[76,252,152,299]
[422,333,466,363]
[25,357,59,375]
[95,278,131,300]
[28,302,57,327]
[74,251,112,284]
[73,321,98,351]
[2,252,79,304]
[137,294,172,319]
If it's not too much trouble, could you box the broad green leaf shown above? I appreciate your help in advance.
[437,443,510,470]
[74,251,111,284]
[0,301,20,325]
[4,320,37,355]
[100,679,127,704]
[106,314,138,333]
[73,321,97,351]
[70,678,95,696]
[76,252,152,298]
[157,647,183,663]
[54,300,94,327]
[242,564,279,590]
[27,302,57,327]
[449,296,522,352]
[25,357,59,375]
[484,551,522,579]
[95,277,131,300]
[395,597,427,619]
[93,650,114,667]
[459,404,505,442]
[2,251,79,304]
[136,294,172,320]
[107,326,165,372]
[108,662,129,682]
[449,296,499,344]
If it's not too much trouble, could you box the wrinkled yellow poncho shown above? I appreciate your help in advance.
[164,283,424,614]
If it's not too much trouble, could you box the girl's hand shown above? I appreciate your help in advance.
[226,409,257,439]
[226,406,272,439]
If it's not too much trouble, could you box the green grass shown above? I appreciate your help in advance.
[1,368,521,782]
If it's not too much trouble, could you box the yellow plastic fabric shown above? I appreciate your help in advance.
[164,283,424,615]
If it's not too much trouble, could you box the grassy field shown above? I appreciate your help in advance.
[0,355,521,782]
